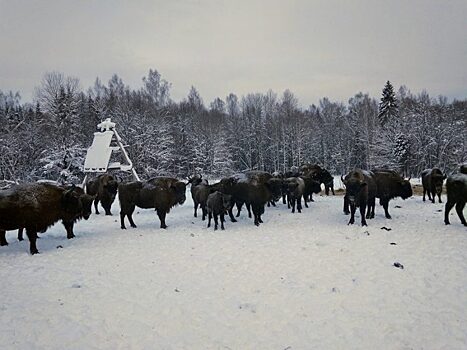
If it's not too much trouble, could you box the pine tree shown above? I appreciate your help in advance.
[393,133,410,175]
[378,81,398,125]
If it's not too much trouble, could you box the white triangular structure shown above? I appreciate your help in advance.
[82,118,140,186]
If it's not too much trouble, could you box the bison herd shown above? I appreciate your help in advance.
[0,164,466,254]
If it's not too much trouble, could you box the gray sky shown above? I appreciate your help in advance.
[1,0,466,106]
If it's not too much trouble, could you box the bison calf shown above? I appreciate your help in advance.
[188,175,210,220]
[444,173,467,226]
[206,191,232,230]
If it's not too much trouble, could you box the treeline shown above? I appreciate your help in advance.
[0,70,465,183]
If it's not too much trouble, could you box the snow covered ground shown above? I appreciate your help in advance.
[1,189,466,349]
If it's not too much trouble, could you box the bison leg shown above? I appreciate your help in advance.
[246,203,252,218]
[444,200,455,225]
[297,197,302,213]
[252,204,261,226]
[220,213,226,230]
[201,205,207,221]
[18,228,24,241]
[291,198,296,213]
[437,192,443,204]
[104,204,112,216]
[128,214,137,228]
[120,204,136,229]
[120,212,127,229]
[157,209,168,229]
[258,205,265,223]
[348,203,356,225]
[382,199,392,219]
[193,201,198,218]
[228,207,237,223]
[430,190,435,203]
[62,220,75,239]
[213,214,219,231]
[455,201,466,226]
[343,195,350,215]
[325,186,329,196]
[94,198,100,214]
[282,194,287,205]
[303,194,309,208]
[368,197,375,219]
[207,211,212,228]
[331,186,335,195]
[360,204,368,226]
[0,230,8,246]
[235,201,243,217]
[26,229,39,255]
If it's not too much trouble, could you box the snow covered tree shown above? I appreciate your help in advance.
[378,81,398,125]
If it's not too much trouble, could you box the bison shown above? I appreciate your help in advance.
[372,169,413,219]
[421,168,446,203]
[188,175,210,220]
[0,183,85,254]
[342,169,377,226]
[220,171,282,226]
[86,174,119,215]
[284,177,305,213]
[300,164,334,198]
[16,186,94,241]
[444,173,467,226]
[206,191,233,230]
[118,177,186,230]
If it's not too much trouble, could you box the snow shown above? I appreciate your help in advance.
[1,190,466,349]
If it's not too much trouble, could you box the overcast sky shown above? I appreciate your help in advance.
[1,0,466,106]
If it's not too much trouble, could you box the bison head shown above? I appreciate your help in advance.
[222,193,233,212]
[172,181,186,205]
[309,178,322,194]
[62,185,83,215]
[219,177,236,193]
[345,179,367,204]
[188,174,203,187]
[104,180,119,201]
[399,179,413,200]
[267,178,283,201]
[80,193,95,220]
[286,180,299,196]
[432,174,445,195]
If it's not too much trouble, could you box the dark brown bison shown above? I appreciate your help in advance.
[118,177,186,229]
[86,174,119,215]
[206,191,233,230]
[444,173,467,226]
[372,169,413,219]
[421,168,446,203]
[220,171,282,226]
[188,175,210,220]
[0,183,85,254]
[16,186,94,241]
[300,164,334,198]
[342,169,377,226]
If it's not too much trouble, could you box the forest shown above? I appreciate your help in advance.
[0,69,465,183]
